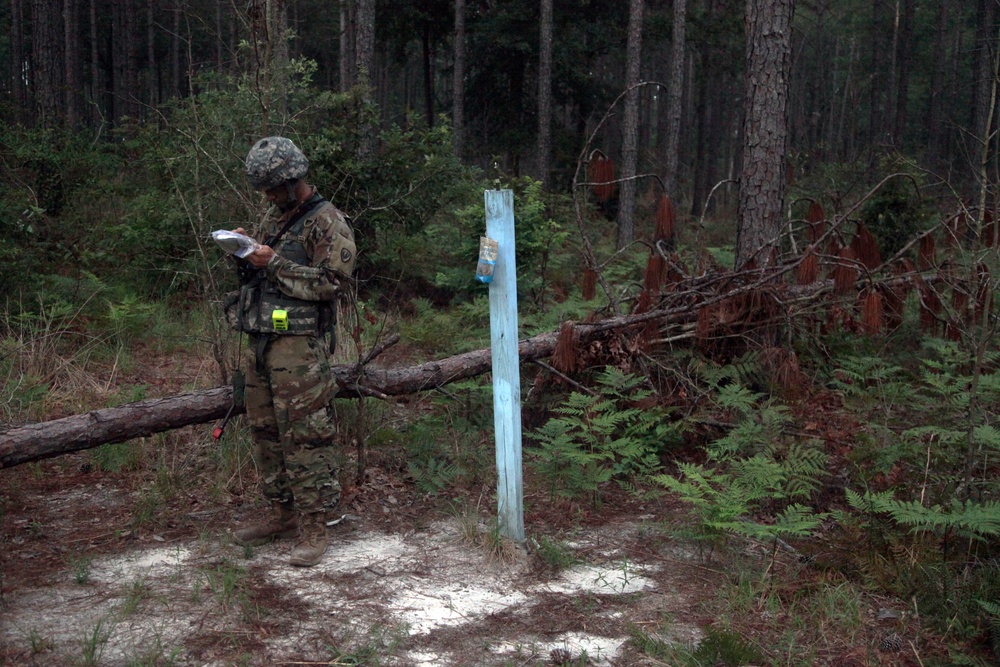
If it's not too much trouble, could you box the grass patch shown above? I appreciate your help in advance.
[533,534,579,572]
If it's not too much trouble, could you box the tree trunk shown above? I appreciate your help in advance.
[90,0,101,125]
[171,2,181,99]
[453,0,466,158]
[536,0,553,188]
[355,0,376,156]
[892,0,915,146]
[355,0,374,88]
[0,325,585,468]
[422,27,434,127]
[148,0,157,109]
[270,0,289,112]
[616,0,644,250]
[664,0,687,199]
[124,0,140,121]
[1,263,894,470]
[11,0,28,123]
[736,0,793,269]
[112,0,123,122]
[32,0,65,127]
[972,0,998,166]
[215,0,222,69]
[109,0,141,123]
[925,0,949,168]
[339,0,356,92]
[690,55,715,218]
[868,0,891,146]
[64,0,79,126]
[271,0,289,76]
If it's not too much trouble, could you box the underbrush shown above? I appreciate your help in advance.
[3,217,1000,667]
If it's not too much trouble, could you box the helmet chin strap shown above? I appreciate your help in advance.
[277,180,300,212]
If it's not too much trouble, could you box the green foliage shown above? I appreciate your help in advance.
[396,379,494,495]
[654,377,827,545]
[656,462,825,546]
[68,552,93,585]
[528,367,677,505]
[846,490,1000,541]
[629,625,761,666]
[821,330,1000,651]
[200,559,250,611]
[397,297,490,356]
[418,175,574,305]
[857,165,934,258]
[89,442,143,473]
[532,534,579,572]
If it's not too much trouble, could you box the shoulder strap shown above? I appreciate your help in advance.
[264,196,325,248]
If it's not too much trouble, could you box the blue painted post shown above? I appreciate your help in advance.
[485,189,525,543]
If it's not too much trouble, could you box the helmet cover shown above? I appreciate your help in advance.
[244,136,309,190]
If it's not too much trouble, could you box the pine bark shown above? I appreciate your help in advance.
[271,0,289,78]
[0,328,571,468]
[340,0,356,92]
[11,0,28,123]
[892,0,915,145]
[664,0,687,198]
[4,297,719,468]
[355,0,376,156]
[32,0,65,127]
[422,27,434,127]
[0,266,883,470]
[124,0,140,121]
[972,0,999,162]
[925,0,950,168]
[171,2,181,99]
[536,0,553,187]
[64,0,78,126]
[453,0,466,158]
[616,0,644,250]
[148,0,157,109]
[736,0,794,269]
[90,0,101,124]
[355,0,374,88]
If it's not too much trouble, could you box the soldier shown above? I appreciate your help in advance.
[228,136,356,567]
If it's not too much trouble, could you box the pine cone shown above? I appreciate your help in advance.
[549,647,574,665]
[878,633,903,652]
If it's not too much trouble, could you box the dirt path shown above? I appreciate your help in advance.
[0,454,716,666]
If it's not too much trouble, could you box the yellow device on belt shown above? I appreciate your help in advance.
[272,309,289,331]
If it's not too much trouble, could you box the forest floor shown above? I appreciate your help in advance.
[0,445,718,667]
[0,343,724,667]
[0,347,921,666]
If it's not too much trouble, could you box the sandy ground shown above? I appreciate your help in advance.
[0,454,717,667]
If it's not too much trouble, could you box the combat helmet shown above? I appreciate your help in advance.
[245,136,309,191]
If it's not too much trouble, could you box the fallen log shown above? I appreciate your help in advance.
[0,263,933,469]
[0,308,674,469]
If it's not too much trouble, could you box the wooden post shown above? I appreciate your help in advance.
[485,189,525,543]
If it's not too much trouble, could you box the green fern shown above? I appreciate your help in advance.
[709,403,793,462]
[765,440,829,499]
[528,367,676,505]
[846,490,1000,540]
[978,599,1000,618]
[654,460,825,544]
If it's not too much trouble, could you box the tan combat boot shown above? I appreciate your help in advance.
[289,513,328,567]
[232,504,298,546]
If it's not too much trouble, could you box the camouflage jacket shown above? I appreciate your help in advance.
[227,191,356,336]
[258,191,356,301]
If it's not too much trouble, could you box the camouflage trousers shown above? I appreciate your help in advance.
[245,334,341,516]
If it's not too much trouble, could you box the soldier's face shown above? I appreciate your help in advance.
[264,185,291,208]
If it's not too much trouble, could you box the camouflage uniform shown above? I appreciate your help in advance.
[236,137,356,521]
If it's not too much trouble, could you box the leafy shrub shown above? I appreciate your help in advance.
[528,367,678,505]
